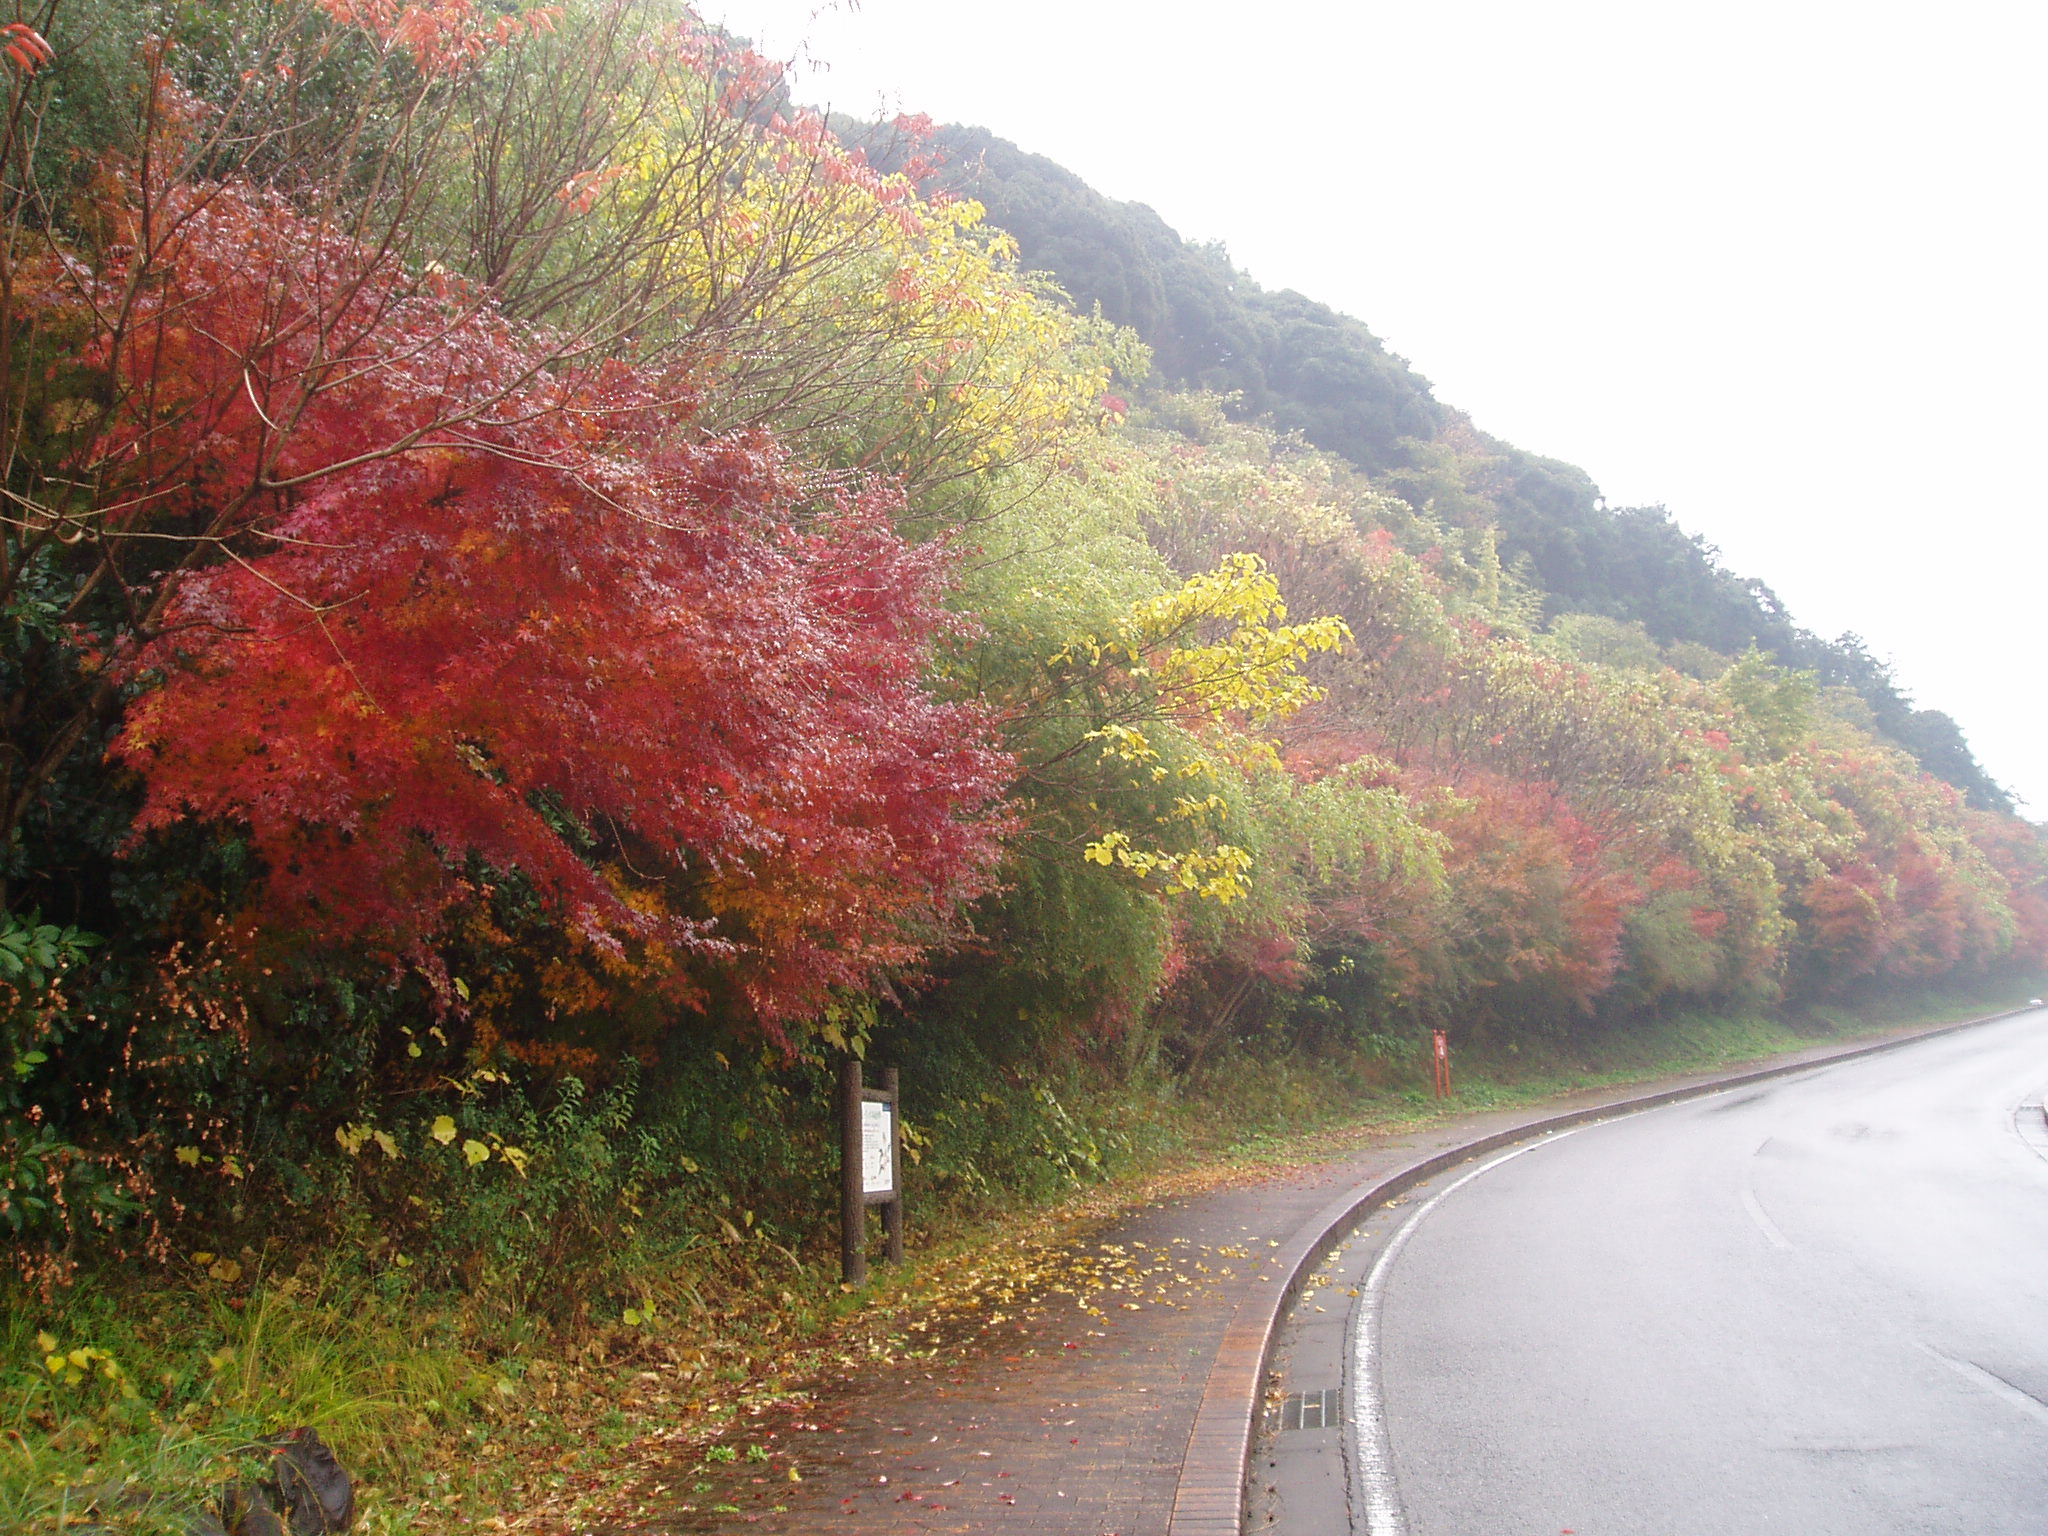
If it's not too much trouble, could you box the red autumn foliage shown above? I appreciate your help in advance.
[89,172,1010,1031]
[1,22,53,75]
[1417,776,1637,1017]
[313,0,559,78]
[1798,865,1889,982]
[1968,810,2048,970]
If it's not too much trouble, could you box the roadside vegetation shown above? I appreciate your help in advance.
[3,2,2044,1528]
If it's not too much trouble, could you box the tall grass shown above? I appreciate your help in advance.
[3,1262,497,1534]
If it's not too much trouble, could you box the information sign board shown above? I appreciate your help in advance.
[861,1099,896,1196]
[840,1059,905,1283]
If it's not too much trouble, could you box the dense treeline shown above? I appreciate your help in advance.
[911,125,2013,812]
[3,0,2042,1344]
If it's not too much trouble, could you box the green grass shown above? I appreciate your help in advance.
[2,1263,506,1535]
[1263,972,2045,1132]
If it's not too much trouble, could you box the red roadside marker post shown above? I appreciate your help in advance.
[1431,1029,1452,1100]
[839,1059,904,1286]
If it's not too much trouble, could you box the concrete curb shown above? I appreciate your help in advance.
[1162,1004,2039,1536]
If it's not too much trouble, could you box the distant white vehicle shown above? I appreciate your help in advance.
[2031,998,2044,1007]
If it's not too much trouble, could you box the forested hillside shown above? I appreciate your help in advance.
[2,1,2041,1526]
[906,126,2012,812]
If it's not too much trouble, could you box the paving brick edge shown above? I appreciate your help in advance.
[1162,1004,2040,1536]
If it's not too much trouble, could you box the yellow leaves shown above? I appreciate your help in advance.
[1085,723,1156,764]
[1048,556,1353,904]
[619,87,1106,487]
[416,1115,528,1175]
[174,1145,201,1166]
[1128,550,1292,633]
[1056,554,1351,732]
[815,994,877,1059]
[37,1339,135,1396]
[1083,831,1255,904]
[335,1121,400,1159]
[1168,793,1230,825]
[898,1114,928,1166]
[1081,833,1126,867]
[189,1250,242,1284]
[333,1073,532,1180]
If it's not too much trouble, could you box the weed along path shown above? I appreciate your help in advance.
[540,1017,2023,1536]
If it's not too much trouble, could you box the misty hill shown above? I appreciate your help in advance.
[888,125,2010,814]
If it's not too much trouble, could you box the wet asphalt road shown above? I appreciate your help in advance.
[1256,1011,2048,1535]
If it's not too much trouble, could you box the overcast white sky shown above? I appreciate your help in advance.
[708,0,2048,811]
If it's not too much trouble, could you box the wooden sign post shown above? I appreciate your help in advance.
[839,1059,904,1285]
[1431,1029,1452,1100]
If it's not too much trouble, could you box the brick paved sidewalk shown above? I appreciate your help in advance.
[591,1091,1637,1535]
[591,1025,2001,1536]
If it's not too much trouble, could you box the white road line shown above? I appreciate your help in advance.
[2009,1094,2048,1164]
[1347,1132,1584,1536]
[1740,1185,1794,1250]
[1918,1343,2048,1427]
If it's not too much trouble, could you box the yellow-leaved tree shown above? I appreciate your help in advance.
[1047,553,1351,902]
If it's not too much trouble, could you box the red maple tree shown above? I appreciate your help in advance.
[87,172,1011,1033]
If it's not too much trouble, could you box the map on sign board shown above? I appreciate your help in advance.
[861,1100,895,1196]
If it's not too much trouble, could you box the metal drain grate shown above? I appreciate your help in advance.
[1279,1387,1340,1431]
